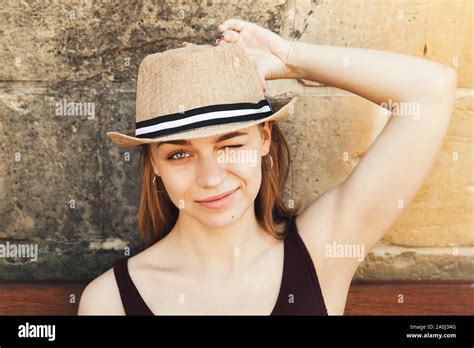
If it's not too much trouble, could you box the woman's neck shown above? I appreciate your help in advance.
[167,206,277,277]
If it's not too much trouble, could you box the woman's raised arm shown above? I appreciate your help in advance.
[217,17,457,277]
[282,36,457,263]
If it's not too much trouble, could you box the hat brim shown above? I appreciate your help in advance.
[106,97,298,148]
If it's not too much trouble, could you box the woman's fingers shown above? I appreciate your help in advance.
[220,30,239,43]
[216,37,230,46]
[218,18,247,33]
[215,30,239,46]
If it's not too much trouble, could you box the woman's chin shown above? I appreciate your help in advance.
[192,207,244,227]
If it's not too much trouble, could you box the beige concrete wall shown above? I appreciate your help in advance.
[1,0,472,280]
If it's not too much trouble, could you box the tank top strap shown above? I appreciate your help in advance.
[111,215,327,316]
[272,214,329,315]
[112,257,154,315]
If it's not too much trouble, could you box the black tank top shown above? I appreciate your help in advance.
[113,215,328,315]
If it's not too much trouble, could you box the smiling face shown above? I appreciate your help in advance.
[149,122,273,227]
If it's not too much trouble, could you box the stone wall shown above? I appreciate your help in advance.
[1,0,472,280]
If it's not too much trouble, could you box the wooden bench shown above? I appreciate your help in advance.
[0,280,472,315]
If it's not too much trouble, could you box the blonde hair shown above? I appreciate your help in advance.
[137,122,302,246]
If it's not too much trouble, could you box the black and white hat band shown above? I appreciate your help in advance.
[135,98,274,139]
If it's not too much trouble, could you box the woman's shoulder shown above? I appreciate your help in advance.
[77,238,164,315]
[77,263,125,315]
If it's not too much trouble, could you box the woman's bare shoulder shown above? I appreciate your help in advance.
[77,238,167,315]
[77,265,125,315]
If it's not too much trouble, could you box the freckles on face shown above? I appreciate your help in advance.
[164,148,262,213]
[151,126,267,223]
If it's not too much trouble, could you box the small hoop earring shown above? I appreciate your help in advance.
[262,153,273,172]
[152,175,165,193]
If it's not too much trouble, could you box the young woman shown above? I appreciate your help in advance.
[78,18,457,315]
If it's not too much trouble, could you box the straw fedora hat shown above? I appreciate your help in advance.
[106,43,298,148]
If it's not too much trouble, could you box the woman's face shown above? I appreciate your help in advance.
[149,122,273,227]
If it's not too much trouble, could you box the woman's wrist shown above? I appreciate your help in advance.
[271,38,301,80]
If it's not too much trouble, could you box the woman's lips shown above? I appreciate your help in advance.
[196,188,239,209]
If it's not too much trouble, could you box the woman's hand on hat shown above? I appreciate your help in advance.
[216,18,294,93]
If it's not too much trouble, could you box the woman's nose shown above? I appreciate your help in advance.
[195,154,227,188]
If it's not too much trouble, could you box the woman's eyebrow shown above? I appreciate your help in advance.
[156,131,248,149]
[156,139,190,149]
[215,131,248,142]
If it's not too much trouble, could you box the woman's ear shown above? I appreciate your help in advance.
[261,121,273,155]
[148,146,161,177]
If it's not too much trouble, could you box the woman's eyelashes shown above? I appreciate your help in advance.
[167,151,189,161]
[166,145,244,161]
